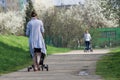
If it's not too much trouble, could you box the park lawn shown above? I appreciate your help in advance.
[0,35,71,75]
[96,47,120,80]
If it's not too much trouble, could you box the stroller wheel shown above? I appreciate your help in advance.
[84,49,86,52]
[41,64,49,71]
[90,49,93,52]
[41,65,44,71]
[84,50,86,52]
[27,67,30,72]
[27,66,33,72]
[46,65,49,71]
[84,49,87,52]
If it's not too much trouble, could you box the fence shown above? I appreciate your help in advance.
[45,27,120,48]
[96,27,120,48]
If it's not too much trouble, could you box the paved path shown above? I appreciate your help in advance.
[0,49,110,80]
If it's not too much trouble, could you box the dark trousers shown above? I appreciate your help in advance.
[85,41,90,50]
[34,48,41,53]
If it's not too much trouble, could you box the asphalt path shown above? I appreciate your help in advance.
[0,49,110,80]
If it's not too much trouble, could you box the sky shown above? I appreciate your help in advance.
[54,0,85,6]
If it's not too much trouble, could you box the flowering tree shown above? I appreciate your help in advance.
[33,0,54,18]
[24,0,35,34]
[39,0,118,48]
[0,0,53,35]
[0,11,24,35]
[101,0,120,26]
[0,0,118,48]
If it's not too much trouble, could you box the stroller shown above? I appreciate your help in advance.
[27,52,49,72]
[84,42,93,52]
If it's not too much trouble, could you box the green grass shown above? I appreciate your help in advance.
[47,45,71,55]
[0,35,71,75]
[96,47,120,80]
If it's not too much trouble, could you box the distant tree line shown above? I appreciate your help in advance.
[42,0,119,48]
[0,0,119,48]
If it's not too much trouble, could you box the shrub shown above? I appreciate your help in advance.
[0,11,24,35]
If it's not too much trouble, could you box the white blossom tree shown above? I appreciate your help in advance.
[0,0,118,48]
[100,0,120,26]
[32,0,118,48]
[33,0,54,18]
[0,11,24,35]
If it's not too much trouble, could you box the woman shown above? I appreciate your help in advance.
[26,11,46,71]
[84,29,92,51]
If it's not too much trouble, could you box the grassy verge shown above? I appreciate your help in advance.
[0,35,71,75]
[47,45,71,55]
[96,47,120,80]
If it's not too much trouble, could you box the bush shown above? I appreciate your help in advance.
[0,11,25,35]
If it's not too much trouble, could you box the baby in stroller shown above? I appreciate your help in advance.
[27,48,48,72]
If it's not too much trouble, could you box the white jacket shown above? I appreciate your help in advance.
[84,33,91,41]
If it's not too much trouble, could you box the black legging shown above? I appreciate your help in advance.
[85,41,90,50]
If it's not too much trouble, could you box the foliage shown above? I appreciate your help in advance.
[33,0,54,18]
[0,11,24,35]
[24,0,35,34]
[43,9,85,48]
[40,0,118,48]
[84,0,117,28]
[100,0,120,27]
[96,47,120,80]
[0,0,119,48]
[0,0,35,35]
